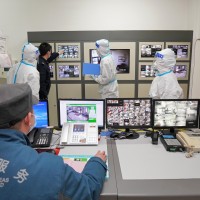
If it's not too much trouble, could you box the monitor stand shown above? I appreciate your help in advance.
[121,128,139,139]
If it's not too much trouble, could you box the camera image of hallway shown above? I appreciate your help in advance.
[67,106,89,121]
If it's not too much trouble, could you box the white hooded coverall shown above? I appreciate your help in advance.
[149,48,183,99]
[92,39,119,99]
[7,43,40,99]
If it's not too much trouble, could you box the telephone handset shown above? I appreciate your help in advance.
[60,122,98,146]
[176,131,200,158]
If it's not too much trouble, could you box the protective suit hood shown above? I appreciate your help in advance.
[154,48,176,74]
[22,43,39,65]
[95,39,110,58]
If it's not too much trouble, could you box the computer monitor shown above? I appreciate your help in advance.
[55,43,81,61]
[139,63,189,80]
[33,100,49,128]
[89,49,130,74]
[166,42,191,60]
[57,64,80,79]
[140,44,162,58]
[106,98,152,131]
[58,99,105,129]
[153,99,199,132]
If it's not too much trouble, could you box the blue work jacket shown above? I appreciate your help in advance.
[0,129,107,200]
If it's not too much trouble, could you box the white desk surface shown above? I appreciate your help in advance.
[51,135,118,200]
[115,135,200,180]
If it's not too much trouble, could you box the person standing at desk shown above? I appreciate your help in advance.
[91,39,119,99]
[7,43,40,100]
[37,42,64,100]
[0,83,107,200]
[149,48,183,99]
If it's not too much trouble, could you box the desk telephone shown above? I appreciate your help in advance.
[27,128,53,148]
[60,122,98,145]
[176,131,200,157]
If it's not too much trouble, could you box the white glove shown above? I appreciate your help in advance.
[90,75,98,80]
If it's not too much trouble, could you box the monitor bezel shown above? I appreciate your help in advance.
[138,62,190,80]
[152,99,200,129]
[33,100,49,128]
[106,98,153,129]
[165,42,191,61]
[55,42,81,61]
[139,42,164,61]
[58,98,105,129]
[56,62,81,80]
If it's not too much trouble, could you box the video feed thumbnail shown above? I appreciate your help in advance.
[172,65,187,78]
[140,64,156,77]
[49,65,54,78]
[168,45,189,59]
[58,45,79,59]
[66,104,97,123]
[141,45,162,58]
[106,99,152,127]
[58,65,79,78]
[154,101,198,127]
[140,64,187,78]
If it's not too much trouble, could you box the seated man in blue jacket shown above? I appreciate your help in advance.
[0,83,107,200]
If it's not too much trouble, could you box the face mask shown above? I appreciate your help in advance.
[152,61,159,75]
[29,114,36,133]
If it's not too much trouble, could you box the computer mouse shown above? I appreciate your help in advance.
[110,132,119,139]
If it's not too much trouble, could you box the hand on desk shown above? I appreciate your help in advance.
[95,150,107,162]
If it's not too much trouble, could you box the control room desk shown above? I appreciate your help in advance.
[111,134,200,200]
[54,136,117,200]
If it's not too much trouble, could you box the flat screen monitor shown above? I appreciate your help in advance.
[56,43,80,61]
[141,45,162,58]
[57,64,80,78]
[106,98,152,130]
[58,99,105,129]
[167,45,189,59]
[89,49,130,74]
[33,100,49,128]
[153,99,199,129]
[139,63,188,79]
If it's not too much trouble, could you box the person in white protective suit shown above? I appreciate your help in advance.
[91,39,119,99]
[7,43,40,100]
[149,48,183,99]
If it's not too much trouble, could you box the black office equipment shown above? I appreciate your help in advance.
[27,100,53,147]
[153,99,200,134]
[160,134,184,152]
[106,98,152,137]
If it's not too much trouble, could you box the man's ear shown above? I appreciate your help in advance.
[24,112,32,127]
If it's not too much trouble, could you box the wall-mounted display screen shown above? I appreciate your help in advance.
[153,100,199,129]
[106,98,152,129]
[56,43,80,61]
[56,63,81,80]
[49,63,55,80]
[166,42,190,60]
[139,42,164,60]
[138,62,189,80]
[89,49,130,74]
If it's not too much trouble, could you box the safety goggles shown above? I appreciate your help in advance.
[155,52,164,59]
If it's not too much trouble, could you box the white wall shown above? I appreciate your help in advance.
[0,0,190,60]
[1,0,200,97]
